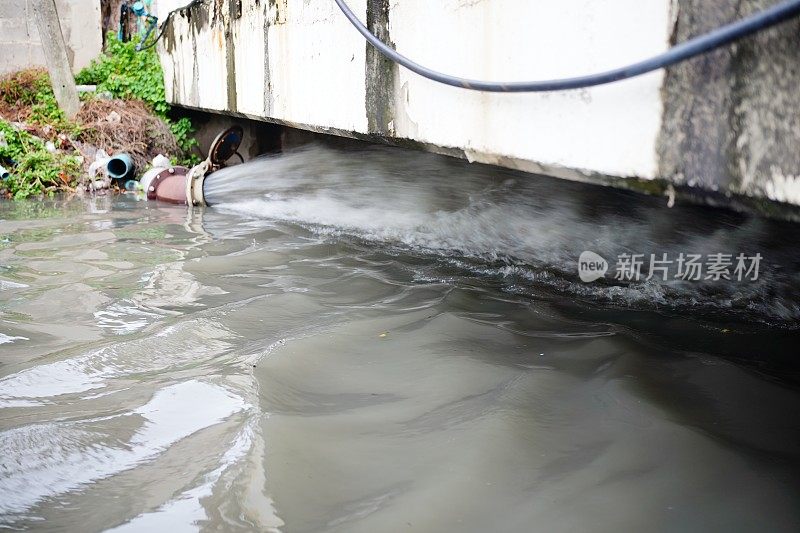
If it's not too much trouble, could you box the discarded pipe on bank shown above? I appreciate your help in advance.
[107,153,134,181]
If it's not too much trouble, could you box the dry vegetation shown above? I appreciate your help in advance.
[76,99,180,171]
[0,35,197,199]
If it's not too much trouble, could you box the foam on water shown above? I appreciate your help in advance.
[204,144,800,324]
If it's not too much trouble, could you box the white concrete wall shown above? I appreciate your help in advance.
[265,0,368,133]
[387,0,668,179]
[156,0,800,215]
[160,0,671,183]
[0,0,102,75]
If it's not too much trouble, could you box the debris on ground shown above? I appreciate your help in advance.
[0,120,82,199]
[0,34,198,200]
[76,99,180,171]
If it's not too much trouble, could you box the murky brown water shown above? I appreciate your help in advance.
[2,155,800,531]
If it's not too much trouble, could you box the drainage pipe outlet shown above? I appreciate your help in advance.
[107,154,134,180]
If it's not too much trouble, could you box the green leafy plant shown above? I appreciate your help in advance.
[0,69,51,107]
[0,120,80,199]
[77,34,197,152]
[0,69,81,135]
[169,117,200,161]
[0,34,199,201]
[77,34,168,114]
[30,92,82,136]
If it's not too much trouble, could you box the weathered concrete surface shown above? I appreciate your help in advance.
[0,0,102,75]
[31,0,81,118]
[156,0,800,218]
[659,0,800,215]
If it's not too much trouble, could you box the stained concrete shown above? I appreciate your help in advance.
[365,0,396,136]
[658,0,800,209]
[157,0,800,219]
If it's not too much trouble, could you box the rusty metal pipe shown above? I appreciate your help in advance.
[143,166,192,204]
[141,126,242,206]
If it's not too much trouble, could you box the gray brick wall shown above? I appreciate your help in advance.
[0,0,101,75]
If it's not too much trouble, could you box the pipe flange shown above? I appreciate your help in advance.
[146,166,188,202]
[186,159,210,206]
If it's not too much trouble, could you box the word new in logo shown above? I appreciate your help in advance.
[578,251,608,282]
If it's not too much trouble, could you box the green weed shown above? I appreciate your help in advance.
[0,120,81,199]
[77,34,197,153]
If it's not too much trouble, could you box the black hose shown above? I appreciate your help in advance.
[135,16,159,51]
[137,0,205,51]
[334,0,800,92]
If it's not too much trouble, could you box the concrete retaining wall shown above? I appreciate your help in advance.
[0,0,102,75]
[156,0,800,217]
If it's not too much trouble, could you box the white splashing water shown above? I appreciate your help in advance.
[203,145,800,323]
